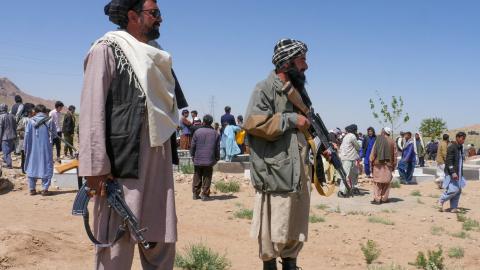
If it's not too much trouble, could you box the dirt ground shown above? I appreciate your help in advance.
[1,160,480,270]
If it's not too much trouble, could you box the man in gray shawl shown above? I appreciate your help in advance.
[79,1,180,269]
[244,39,312,270]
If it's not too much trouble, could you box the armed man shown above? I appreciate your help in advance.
[244,39,314,270]
[79,0,181,269]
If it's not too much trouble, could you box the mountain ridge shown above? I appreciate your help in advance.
[0,77,56,109]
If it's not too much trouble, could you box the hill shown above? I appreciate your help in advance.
[0,77,56,109]
[447,124,480,146]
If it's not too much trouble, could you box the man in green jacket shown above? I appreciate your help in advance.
[244,39,311,270]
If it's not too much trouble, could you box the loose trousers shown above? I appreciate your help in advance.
[64,133,74,156]
[339,160,358,193]
[28,176,51,191]
[2,139,14,167]
[95,232,175,270]
[192,165,213,196]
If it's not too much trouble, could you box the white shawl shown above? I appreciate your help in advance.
[89,31,179,147]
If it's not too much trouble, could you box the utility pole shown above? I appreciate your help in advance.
[209,95,216,120]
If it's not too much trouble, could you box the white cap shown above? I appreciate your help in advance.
[383,127,392,135]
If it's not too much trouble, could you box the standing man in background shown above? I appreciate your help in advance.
[369,127,396,204]
[62,105,76,158]
[220,106,236,134]
[49,101,64,163]
[190,114,220,201]
[0,104,17,169]
[11,95,24,155]
[179,109,192,149]
[435,134,450,185]
[24,104,55,196]
[398,132,416,184]
[362,127,376,178]
[338,124,360,197]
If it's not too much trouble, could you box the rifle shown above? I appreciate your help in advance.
[72,181,150,249]
[281,82,353,197]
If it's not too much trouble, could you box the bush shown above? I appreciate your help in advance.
[361,240,381,264]
[462,218,480,231]
[233,208,253,220]
[447,247,464,259]
[309,214,325,223]
[390,180,401,188]
[368,216,395,226]
[347,211,369,216]
[456,213,467,222]
[214,181,240,193]
[315,204,329,210]
[450,231,469,239]
[180,164,195,174]
[410,190,422,196]
[367,264,405,270]
[430,226,444,236]
[412,247,444,270]
[175,243,231,270]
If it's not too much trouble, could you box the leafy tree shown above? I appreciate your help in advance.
[419,118,447,140]
[369,91,410,134]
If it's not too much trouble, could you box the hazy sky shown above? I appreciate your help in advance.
[1,0,479,132]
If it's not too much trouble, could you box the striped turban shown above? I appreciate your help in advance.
[104,0,142,28]
[272,39,308,69]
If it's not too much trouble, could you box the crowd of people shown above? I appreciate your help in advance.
[178,106,247,158]
[177,106,248,201]
[328,125,470,214]
[0,95,77,196]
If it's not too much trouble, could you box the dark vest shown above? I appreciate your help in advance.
[105,43,146,178]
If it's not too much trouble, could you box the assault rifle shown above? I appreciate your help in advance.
[72,180,151,249]
[281,82,353,197]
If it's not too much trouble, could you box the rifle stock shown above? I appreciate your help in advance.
[55,159,79,174]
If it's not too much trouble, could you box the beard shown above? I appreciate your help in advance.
[286,66,306,91]
[140,16,160,41]
[143,25,160,41]
[286,65,312,107]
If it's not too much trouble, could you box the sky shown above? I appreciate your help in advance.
[1,0,479,133]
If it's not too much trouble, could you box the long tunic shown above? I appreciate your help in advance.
[24,113,55,179]
[79,44,177,243]
[244,72,311,244]
[370,135,397,184]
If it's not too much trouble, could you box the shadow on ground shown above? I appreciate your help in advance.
[0,178,14,195]
[209,194,238,201]
[48,190,78,196]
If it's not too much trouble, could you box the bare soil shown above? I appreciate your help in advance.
[1,163,480,270]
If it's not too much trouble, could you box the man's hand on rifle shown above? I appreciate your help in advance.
[86,174,113,197]
[296,114,311,132]
[322,149,332,161]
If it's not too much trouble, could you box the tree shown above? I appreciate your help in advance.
[369,91,410,134]
[419,117,447,140]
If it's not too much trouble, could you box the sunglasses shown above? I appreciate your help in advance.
[141,9,161,18]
